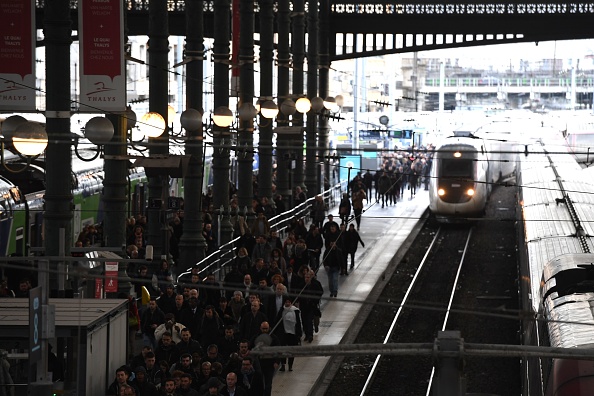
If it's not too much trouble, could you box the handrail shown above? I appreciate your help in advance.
[176,182,344,284]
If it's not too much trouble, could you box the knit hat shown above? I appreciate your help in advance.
[134,366,147,374]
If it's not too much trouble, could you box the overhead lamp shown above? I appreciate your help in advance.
[84,116,115,145]
[1,115,28,144]
[180,108,203,132]
[311,97,324,112]
[139,112,166,138]
[260,100,279,119]
[12,122,48,156]
[280,99,297,116]
[212,106,234,128]
[295,97,311,114]
[335,95,344,108]
[238,102,258,121]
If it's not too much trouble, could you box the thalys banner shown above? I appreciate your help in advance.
[79,0,126,112]
[0,0,36,111]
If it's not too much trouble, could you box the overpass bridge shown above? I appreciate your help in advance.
[36,0,594,60]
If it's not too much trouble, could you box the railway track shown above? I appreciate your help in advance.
[362,225,473,395]
[324,184,520,396]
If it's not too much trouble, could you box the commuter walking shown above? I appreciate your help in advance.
[346,224,365,271]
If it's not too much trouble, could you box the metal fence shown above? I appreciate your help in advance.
[176,181,345,284]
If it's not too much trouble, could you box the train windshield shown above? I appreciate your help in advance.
[440,159,473,178]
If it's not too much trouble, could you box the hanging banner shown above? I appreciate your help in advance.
[79,0,126,112]
[0,0,36,111]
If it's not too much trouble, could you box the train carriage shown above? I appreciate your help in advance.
[518,138,594,396]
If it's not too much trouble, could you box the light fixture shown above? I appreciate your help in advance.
[238,102,258,121]
[311,97,324,112]
[84,116,115,145]
[335,95,344,108]
[280,99,297,116]
[1,115,28,145]
[212,106,234,128]
[260,100,279,119]
[12,122,48,156]
[180,108,203,132]
[139,112,166,138]
[295,97,311,114]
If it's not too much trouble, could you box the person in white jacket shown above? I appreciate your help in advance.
[154,313,187,344]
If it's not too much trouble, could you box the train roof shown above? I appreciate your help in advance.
[520,142,594,312]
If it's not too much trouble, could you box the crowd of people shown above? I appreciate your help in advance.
[114,147,440,395]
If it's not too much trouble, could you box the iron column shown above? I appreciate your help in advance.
[292,0,306,189]
[275,0,291,207]
[212,0,233,245]
[147,0,170,260]
[237,0,255,211]
[43,0,73,295]
[258,0,274,205]
[305,0,319,196]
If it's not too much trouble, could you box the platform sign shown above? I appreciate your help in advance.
[104,262,118,293]
[0,0,36,111]
[339,155,362,183]
[29,286,42,363]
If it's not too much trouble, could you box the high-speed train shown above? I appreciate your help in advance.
[428,122,518,220]
[518,138,594,396]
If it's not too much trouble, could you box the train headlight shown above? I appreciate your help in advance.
[438,188,445,196]
[466,188,475,196]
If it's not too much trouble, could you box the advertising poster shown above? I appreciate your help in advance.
[79,0,126,112]
[0,0,36,111]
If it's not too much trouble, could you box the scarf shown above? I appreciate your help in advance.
[241,367,255,389]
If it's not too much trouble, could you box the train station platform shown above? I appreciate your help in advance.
[271,189,429,396]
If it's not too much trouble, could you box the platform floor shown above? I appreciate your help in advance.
[271,189,429,396]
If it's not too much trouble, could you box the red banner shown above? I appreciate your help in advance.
[104,262,119,293]
[0,0,36,111]
[79,0,126,112]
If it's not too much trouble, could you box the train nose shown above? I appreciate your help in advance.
[437,182,474,203]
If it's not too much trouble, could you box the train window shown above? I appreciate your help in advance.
[441,159,473,178]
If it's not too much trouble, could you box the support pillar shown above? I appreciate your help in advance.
[43,0,73,296]
[178,0,207,268]
[237,0,255,211]
[258,0,274,206]
[276,0,291,208]
[292,0,306,189]
[212,0,233,245]
[318,0,331,192]
[305,0,320,196]
[147,0,170,261]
